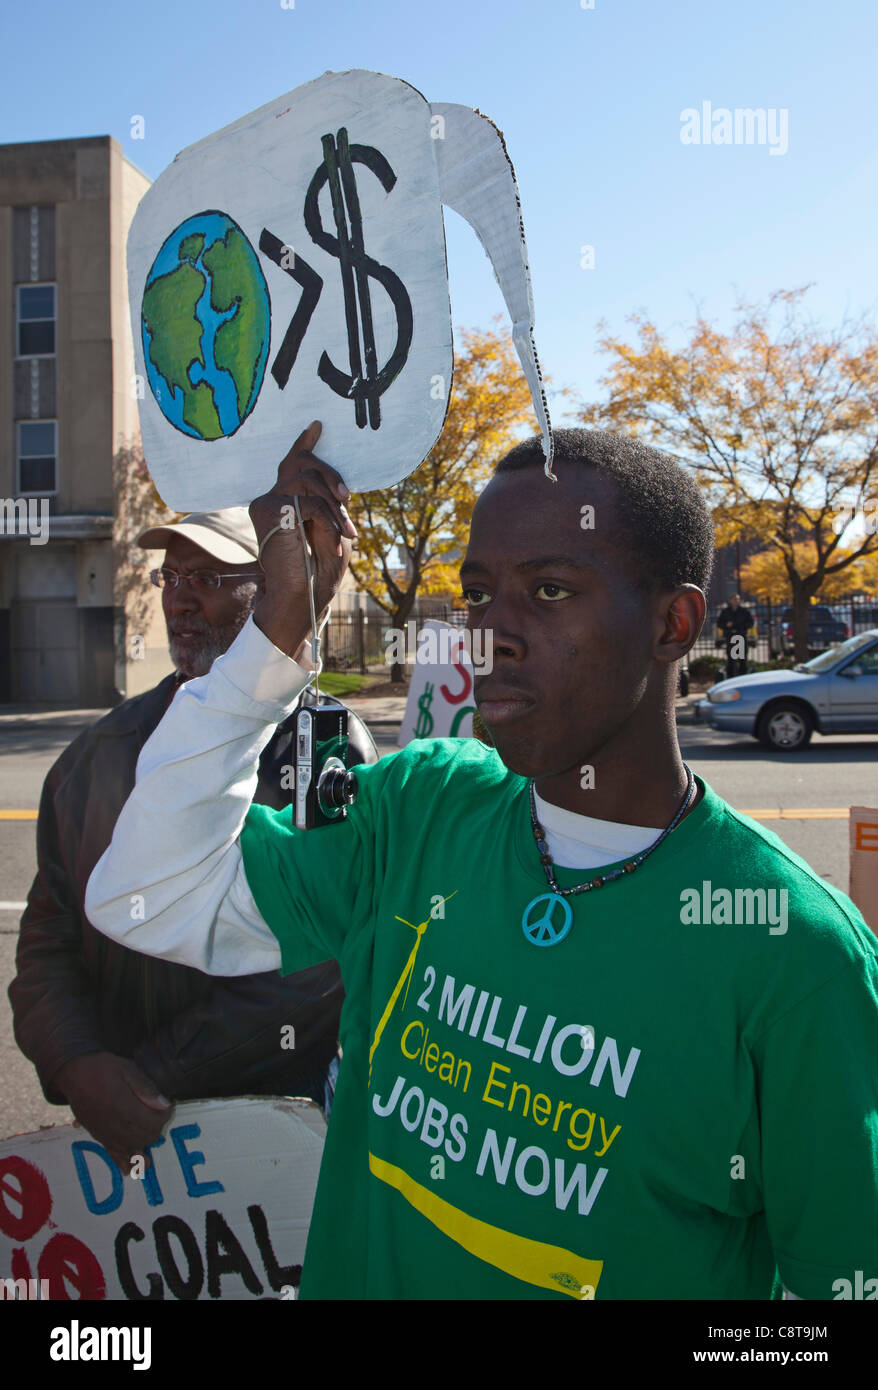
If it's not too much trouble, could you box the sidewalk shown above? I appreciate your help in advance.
[0,705,109,731]
[342,694,407,723]
[0,689,700,733]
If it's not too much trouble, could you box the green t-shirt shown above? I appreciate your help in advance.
[239,737,878,1300]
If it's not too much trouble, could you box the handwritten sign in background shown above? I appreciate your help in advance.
[0,1098,325,1300]
[128,69,552,511]
[398,621,477,745]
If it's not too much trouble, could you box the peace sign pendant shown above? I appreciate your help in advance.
[522,892,573,947]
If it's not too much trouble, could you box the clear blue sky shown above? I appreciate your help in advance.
[4,0,878,425]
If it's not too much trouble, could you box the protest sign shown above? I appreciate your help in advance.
[397,620,483,746]
[128,68,553,511]
[0,1097,325,1301]
[850,806,878,935]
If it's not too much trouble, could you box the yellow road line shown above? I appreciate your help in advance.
[740,808,849,820]
[0,810,38,820]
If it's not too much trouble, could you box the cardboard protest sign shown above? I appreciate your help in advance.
[0,1097,325,1301]
[398,620,484,745]
[850,806,878,935]
[128,68,553,511]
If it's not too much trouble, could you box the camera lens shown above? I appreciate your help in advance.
[317,765,358,809]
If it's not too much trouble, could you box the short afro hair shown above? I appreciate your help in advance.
[494,428,714,595]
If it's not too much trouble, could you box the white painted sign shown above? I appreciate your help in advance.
[0,1097,325,1300]
[128,69,553,511]
[398,620,479,745]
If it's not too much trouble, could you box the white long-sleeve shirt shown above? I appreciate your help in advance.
[86,615,311,974]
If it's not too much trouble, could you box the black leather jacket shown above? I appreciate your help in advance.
[8,672,378,1107]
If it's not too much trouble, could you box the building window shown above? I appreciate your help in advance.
[18,421,57,494]
[17,284,56,357]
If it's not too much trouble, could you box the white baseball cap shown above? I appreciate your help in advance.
[137,507,258,565]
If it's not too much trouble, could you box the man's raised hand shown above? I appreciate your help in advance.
[250,421,357,657]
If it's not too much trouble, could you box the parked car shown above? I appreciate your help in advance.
[696,630,878,750]
[769,604,849,657]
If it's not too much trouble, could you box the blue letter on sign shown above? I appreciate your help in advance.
[141,1136,166,1207]
[72,1141,124,1215]
[170,1124,225,1198]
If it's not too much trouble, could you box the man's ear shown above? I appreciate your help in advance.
[655,586,706,662]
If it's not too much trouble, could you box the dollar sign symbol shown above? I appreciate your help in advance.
[414,682,435,739]
[304,127,414,429]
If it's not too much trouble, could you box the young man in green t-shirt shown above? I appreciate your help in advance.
[87,424,878,1300]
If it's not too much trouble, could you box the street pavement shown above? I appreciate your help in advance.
[1,694,875,1143]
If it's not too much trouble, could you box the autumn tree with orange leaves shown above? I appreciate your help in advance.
[348,322,536,681]
[578,289,878,660]
[741,542,878,603]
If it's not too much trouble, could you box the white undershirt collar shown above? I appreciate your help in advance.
[532,789,662,871]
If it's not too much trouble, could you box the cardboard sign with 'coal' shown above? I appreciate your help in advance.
[0,1097,324,1301]
[127,68,553,510]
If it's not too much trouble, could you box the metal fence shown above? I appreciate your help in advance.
[689,594,878,666]
[321,612,382,672]
[322,595,878,673]
[322,602,468,672]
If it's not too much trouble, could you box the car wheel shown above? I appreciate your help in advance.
[757,702,814,751]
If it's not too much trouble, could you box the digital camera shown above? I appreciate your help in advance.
[293,704,358,829]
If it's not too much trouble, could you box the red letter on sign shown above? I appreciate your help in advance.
[855,822,878,851]
[440,639,473,706]
[38,1232,107,1300]
[0,1155,52,1242]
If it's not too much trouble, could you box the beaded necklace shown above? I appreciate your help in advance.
[520,765,696,947]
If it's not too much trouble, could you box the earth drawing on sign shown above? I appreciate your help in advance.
[141,211,271,440]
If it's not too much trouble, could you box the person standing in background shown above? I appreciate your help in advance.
[9,506,376,1173]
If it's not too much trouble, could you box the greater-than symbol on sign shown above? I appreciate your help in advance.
[258,228,323,389]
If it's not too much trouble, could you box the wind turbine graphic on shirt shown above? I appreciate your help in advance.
[367,891,458,1081]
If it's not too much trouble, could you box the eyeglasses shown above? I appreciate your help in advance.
[149,567,259,591]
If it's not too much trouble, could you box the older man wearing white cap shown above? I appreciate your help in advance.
[139,507,276,679]
[9,506,377,1174]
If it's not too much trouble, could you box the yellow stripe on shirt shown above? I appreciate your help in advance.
[369,1151,603,1299]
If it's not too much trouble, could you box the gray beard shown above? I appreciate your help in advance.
[168,586,257,679]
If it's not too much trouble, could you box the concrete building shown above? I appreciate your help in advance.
[0,135,170,705]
